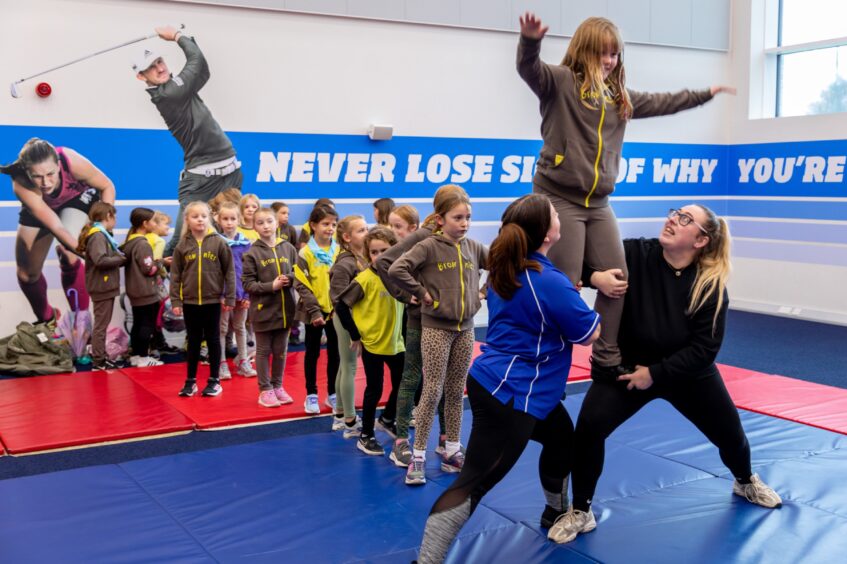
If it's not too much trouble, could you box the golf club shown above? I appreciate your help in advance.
[10,24,185,98]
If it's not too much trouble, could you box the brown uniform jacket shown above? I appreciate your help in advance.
[170,230,235,308]
[84,229,126,302]
[517,35,713,208]
[123,235,160,307]
[375,224,433,330]
[329,250,367,306]
[389,233,488,332]
[242,238,298,332]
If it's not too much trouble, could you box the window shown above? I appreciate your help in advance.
[772,0,847,117]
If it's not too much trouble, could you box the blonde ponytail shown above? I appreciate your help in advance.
[688,209,731,333]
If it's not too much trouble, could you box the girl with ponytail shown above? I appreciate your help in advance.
[551,204,781,546]
[79,202,126,370]
[416,194,600,563]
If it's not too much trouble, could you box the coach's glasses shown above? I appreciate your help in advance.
[668,209,709,234]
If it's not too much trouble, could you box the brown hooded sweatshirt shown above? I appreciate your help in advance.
[388,233,487,332]
[170,230,235,308]
[241,238,298,332]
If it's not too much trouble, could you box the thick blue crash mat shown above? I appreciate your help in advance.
[1,392,845,563]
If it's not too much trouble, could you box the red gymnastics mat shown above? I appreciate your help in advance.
[0,371,194,455]
[125,352,386,429]
[721,367,847,435]
[125,343,486,429]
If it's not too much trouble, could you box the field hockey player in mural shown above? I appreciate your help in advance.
[2,138,116,325]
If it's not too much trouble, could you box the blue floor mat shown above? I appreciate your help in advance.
[1,392,844,563]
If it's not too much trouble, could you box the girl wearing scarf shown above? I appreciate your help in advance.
[78,202,126,370]
[294,204,340,415]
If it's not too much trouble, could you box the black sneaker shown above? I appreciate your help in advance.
[540,504,566,529]
[590,358,631,384]
[151,332,180,355]
[154,341,181,355]
[93,359,121,371]
[179,381,198,397]
[357,435,385,456]
[376,416,397,439]
[201,381,223,397]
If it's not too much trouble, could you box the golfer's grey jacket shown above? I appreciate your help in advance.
[145,36,235,169]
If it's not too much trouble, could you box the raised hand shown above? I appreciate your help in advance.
[519,12,549,40]
[155,26,182,41]
[710,85,737,96]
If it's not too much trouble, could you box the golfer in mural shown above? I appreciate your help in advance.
[133,25,243,255]
[1,138,115,323]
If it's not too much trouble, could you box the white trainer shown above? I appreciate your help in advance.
[733,474,782,508]
[547,508,596,544]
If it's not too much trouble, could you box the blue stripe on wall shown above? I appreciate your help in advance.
[2,125,845,271]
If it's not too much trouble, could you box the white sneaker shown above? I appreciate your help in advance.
[342,416,363,439]
[332,415,346,431]
[733,474,782,508]
[547,508,596,544]
[131,355,163,367]
[304,394,320,415]
[236,358,257,377]
[324,393,337,411]
[219,361,232,380]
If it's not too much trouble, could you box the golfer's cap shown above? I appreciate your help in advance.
[131,48,162,73]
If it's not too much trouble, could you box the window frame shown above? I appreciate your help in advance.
[769,0,847,117]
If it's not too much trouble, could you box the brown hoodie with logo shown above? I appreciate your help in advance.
[170,231,235,308]
[123,235,160,307]
[517,35,714,208]
[388,233,488,332]
[329,250,367,306]
[84,230,126,302]
[241,238,298,332]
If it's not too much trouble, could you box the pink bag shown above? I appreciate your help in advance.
[105,325,130,361]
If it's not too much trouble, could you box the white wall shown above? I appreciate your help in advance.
[1,0,729,140]
[1,0,732,336]
[726,0,847,324]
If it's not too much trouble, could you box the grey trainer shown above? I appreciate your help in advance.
[390,439,413,467]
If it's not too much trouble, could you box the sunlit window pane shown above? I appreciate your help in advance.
[780,0,847,45]
[778,46,847,117]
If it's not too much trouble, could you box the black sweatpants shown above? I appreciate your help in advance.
[131,302,159,358]
[304,314,339,396]
[571,372,752,511]
[430,377,575,516]
[184,303,222,385]
[360,347,405,437]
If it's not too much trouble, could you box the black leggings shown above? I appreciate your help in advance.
[130,302,159,358]
[430,377,575,516]
[184,303,222,384]
[360,348,404,437]
[304,314,339,396]
[571,373,752,511]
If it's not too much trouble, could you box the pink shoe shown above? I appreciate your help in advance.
[273,387,293,404]
[259,390,281,408]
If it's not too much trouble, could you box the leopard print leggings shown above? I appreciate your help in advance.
[413,327,475,452]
